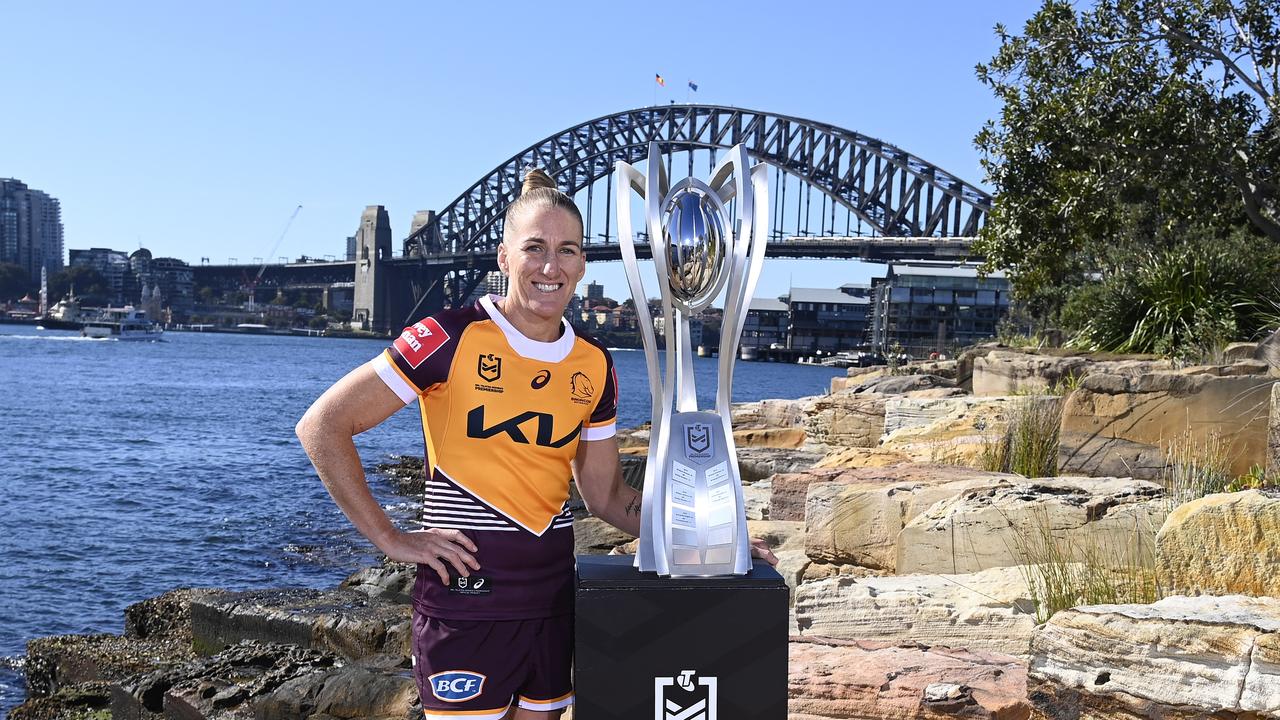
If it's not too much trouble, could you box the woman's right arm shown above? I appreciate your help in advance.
[295,360,479,584]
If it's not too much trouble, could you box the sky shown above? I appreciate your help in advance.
[3,1,1044,302]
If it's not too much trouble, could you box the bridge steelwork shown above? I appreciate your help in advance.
[400,105,993,313]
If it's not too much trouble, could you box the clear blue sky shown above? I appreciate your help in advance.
[4,0,1043,302]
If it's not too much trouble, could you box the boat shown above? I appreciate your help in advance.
[81,306,164,340]
[39,294,88,330]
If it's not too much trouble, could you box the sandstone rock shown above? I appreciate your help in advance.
[733,426,807,448]
[111,640,340,720]
[881,396,1059,467]
[1257,328,1280,372]
[788,637,1030,720]
[973,352,1090,397]
[25,632,195,699]
[731,397,809,429]
[897,477,1167,575]
[801,391,886,448]
[1060,370,1276,478]
[574,516,635,555]
[795,566,1039,657]
[124,588,219,642]
[1028,595,1280,718]
[853,374,955,395]
[1271,382,1280,477]
[804,466,1016,570]
[737,447,825,483]
[1224,342,1261,364]
[189,588,411,659]
[813,447,912,470]
[1156,489,1280,598]
[339,561,415,605]
[744,478,771,520]
[748,519,806,552]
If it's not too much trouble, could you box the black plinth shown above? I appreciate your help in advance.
[574,555,788,720]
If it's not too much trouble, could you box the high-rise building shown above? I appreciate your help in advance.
[69,247,130,303]
[869,264,1011,356]
[0,179,64,282]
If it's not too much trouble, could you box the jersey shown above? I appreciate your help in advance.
[373,294,618,620]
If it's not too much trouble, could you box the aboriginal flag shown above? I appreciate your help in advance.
[655,74,665,86]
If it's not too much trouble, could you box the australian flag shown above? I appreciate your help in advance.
[688,80,698,92]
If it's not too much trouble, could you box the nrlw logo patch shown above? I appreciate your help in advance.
[393,318,449,369]
[429,670,486,703]
[477,353,502,382]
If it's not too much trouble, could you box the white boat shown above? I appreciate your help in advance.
[81,306,164,340]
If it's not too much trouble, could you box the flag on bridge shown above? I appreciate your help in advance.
[688,80,698,92]
[655,73,665,87]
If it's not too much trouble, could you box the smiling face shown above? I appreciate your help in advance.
[496,205,585,340]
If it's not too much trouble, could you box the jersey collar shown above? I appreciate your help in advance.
[479,294,576,363]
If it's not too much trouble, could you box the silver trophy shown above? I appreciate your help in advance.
[615,143,768,577]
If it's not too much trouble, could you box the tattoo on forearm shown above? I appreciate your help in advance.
[624,496,641,517]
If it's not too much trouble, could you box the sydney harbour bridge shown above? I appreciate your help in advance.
[193,105,992,333]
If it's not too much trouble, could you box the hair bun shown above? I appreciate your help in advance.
[522,168,558,195]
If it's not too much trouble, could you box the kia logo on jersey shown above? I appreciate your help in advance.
[428,670,486,702]
[477,353,502,382]
[531,369,551,389]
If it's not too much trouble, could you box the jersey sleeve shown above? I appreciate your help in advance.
[582,347,618,441]
[372,316,455,405]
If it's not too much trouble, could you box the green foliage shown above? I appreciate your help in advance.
[48,265,110,305]
[1226,464,1280,492]
[1066,229,1280,356]
[979,396,1063,477]
[975,0,1279,316]
[1161,429,1232,511]
[0,263,34,302]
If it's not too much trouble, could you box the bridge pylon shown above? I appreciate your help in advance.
[352,206,393,333]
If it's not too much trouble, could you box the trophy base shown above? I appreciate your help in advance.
[574,555,788,719]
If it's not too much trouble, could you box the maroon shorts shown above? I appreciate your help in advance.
[412,610,574,719]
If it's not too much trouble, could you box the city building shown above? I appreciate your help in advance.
[870,264,1011,356]
[742,298,789,349]
[69,246,194,319]
[0,178,64,282]
[785,287,872,352]
[585,281,605,303]
[69,247,131,303]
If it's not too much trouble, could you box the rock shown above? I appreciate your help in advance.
[973,351,1090,397]
[574,515,635,555]
[1060,370,1276,478]
[1027,595,1280,718]
[897,477,1167,575]
[9,681,113,720]
[733,427,806,448]
[852,374,955,395]
[813,447,912,470]
[111,641,340,720]
[744,478,771,520]
[124,588,218,642]
[731,397,809,430]
[800,391,886,448]
[1224,341,1261,364]
[339,561,415,605]
[1257,328,1280,372]
[1271,382,1280,477]
[747,519,806,552]
[189,588,412,660]
[1155,489,1280,598]
[795,566,1039,657]
[736,447,825,483]
[372,455,425,496]
[803,466,1016,570]
[788,637,1030,720]
[25,632,196,699]
[881,396,1060,467]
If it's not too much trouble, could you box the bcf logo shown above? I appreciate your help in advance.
[428,670,486,702]
[655,670,717,720]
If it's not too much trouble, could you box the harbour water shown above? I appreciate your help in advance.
[0,327,843,715]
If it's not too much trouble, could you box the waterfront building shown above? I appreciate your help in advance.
[742,298,789,349]
[69,247,131,303]
[0,179,64,282]
[585,281,605,303]
[869,264,1011,356]
[70,246,193,319]
[785,287,872,352]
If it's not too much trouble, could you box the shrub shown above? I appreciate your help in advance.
[979,396,1062,478]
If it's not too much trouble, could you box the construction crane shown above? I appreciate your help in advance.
[245,205,303,309]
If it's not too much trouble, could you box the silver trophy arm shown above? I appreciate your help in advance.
[645,143,676,576]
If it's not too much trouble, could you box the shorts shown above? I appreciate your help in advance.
[412,611,574,719]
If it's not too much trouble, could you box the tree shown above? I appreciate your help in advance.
[975,0,1279,315]
[48,266,110,306]
[0,263,34,302]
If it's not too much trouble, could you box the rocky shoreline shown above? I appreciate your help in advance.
[15,343,1280,719]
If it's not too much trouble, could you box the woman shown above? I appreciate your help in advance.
[297,170,776,720]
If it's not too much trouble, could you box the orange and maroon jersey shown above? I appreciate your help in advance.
[373,294,618,620]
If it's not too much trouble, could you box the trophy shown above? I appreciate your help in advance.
[615,143,769,577]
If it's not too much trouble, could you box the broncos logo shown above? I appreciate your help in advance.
[570,371,594,400]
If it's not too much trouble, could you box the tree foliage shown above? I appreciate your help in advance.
[0,263,34,302]
[975,0,1279,314]
[48,266,110,306]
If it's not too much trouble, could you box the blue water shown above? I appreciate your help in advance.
[0,327,841,714]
